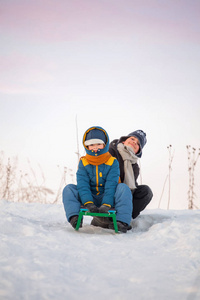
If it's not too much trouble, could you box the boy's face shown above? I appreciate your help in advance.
[123,136,140,154]
[88,143,105,153]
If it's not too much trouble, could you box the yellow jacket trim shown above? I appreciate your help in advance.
[105,156,116,166]
[84,201,94,205]
[102,203,111,207]
[96,166,100,195]
[81,157,89,167]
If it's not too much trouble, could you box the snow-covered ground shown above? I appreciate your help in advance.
[0,199,200,300]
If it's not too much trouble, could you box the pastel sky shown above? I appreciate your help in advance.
[0,0,200,209]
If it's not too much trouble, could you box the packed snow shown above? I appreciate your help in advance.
[0,199,200,300]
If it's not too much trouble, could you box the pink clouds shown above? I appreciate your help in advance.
[0,51,55,95]
[0,0,119,41]
[0,0,199,43]
[0,0,199,96]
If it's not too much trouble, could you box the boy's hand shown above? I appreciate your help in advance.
[85,203,99,213]
[99,204,111,213]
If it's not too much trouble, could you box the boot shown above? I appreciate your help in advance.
[70,215,82,229]
[109,221,132,233]
[91,217,112,229]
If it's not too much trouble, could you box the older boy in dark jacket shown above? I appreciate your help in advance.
[109,130,153,219]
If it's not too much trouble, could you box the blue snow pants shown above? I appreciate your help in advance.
[62,183,133,225]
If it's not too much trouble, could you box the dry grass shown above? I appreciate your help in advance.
[0,151,70,204]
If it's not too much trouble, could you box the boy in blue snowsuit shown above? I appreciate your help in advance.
[62,126,133,233]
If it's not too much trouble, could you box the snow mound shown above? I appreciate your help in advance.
[0,200,200,300]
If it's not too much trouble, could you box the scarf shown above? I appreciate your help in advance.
[82,152,112,166]
[117,143,138,190]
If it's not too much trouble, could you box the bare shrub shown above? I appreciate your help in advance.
[186,145,200,209]
[167,145,175,209]
[158,145,174,209]
[0,151,70,204]
[0,154,18,201]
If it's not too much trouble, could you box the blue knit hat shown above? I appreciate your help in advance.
[119,130,147,157]
[127,130,147,149]
[84,128,107,146]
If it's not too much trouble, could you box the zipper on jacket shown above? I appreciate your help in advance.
[96,165,100,195]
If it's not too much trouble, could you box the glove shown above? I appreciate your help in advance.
[84,202,99,213]
[99,204,111,213]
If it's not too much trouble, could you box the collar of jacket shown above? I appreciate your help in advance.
[84,152,112,165]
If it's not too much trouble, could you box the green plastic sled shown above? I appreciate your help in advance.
[75,208,118,233]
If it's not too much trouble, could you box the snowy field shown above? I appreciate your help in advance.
[0,199,200,300]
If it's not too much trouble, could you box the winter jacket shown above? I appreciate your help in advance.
[109,139,140,186]
[77,126,120,207]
